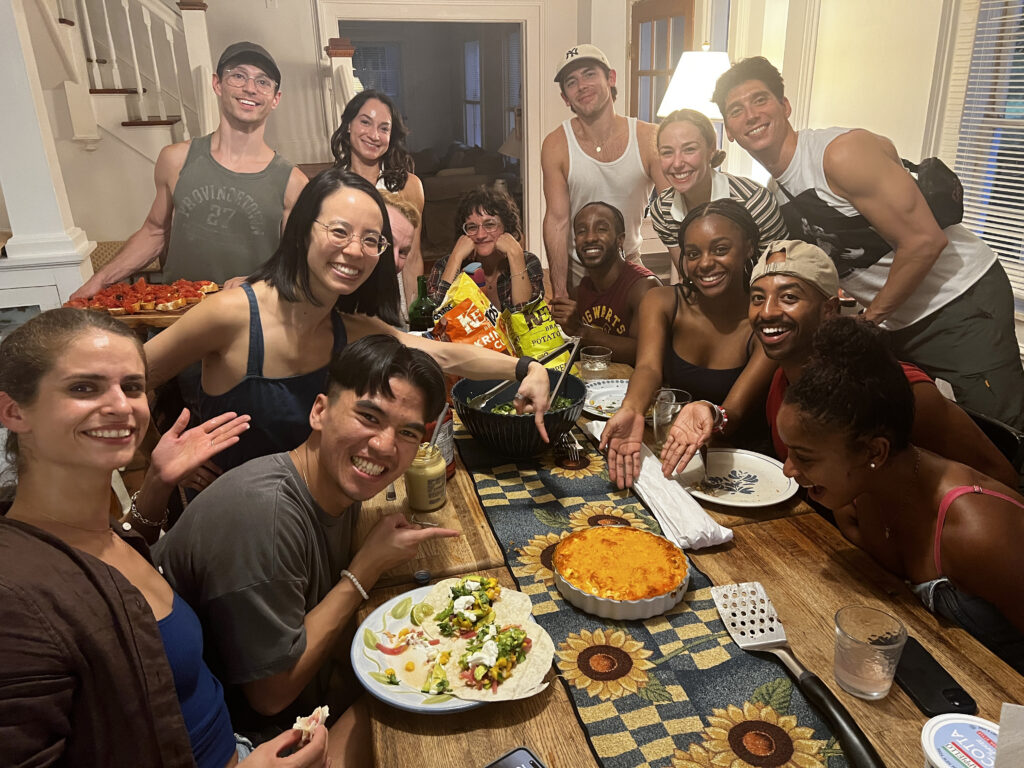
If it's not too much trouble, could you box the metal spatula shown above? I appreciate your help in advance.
[710,582,887,768]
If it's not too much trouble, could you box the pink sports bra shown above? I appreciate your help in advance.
[934,485,1024,576]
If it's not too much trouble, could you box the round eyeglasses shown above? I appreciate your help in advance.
[315,221,389,256]
[463,219,502,237]
[222,69,277,94]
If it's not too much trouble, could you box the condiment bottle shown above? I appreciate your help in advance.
[405,443,447,512]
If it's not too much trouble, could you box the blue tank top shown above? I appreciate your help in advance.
[157,593,235,768]
[195,282,348,471]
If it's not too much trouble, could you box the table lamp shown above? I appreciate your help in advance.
[657,44,732,120]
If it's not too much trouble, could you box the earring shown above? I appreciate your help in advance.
[869,462,876,469]
[619,247,625,259]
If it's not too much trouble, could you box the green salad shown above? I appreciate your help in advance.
[489,394,575,415]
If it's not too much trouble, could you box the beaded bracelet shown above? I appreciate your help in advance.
[128,490,169,529]
[340,569,369,601]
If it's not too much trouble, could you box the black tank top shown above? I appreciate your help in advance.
[195,283,348,471]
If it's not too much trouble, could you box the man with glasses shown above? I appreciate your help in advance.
[72,41,309,299]
[542,44,668,299]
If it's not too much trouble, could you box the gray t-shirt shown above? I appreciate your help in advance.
[153,452,358,738]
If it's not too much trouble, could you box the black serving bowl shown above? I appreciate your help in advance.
[451,369,586,459]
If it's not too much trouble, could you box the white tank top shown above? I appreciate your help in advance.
[564,117,653,258]
[773,127,995,330]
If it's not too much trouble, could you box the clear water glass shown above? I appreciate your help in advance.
[834,605,907,700]
[652,388,691,453]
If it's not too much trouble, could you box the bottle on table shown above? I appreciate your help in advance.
[408,275,437,333]
[405,443,447,512]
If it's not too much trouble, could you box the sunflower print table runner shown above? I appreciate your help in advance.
[455,424,849,768]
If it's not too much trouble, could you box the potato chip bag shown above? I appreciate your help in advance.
[499,296,570,371]
[432,272,510,348]
[433,298,509,354]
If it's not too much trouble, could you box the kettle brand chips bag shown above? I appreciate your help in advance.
[432,273,511,348]
[499,296,570,371]
[433,298,508,354]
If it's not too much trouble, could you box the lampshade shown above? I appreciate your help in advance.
[657,49,732,120]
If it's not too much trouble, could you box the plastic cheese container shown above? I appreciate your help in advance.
[922,713,998,768]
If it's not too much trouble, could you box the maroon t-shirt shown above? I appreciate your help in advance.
[575,261,655,336]
[766,361,934,459]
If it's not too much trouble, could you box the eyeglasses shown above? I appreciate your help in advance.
[463,219,502,237]
[315,220,389,256]
[222,69,277,94]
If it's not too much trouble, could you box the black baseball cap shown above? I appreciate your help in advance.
[217,41,280,86]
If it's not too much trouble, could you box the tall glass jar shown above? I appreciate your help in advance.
[405,443,447,512]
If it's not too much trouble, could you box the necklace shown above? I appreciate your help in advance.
[883,447,921,539]
[22,509,112,536]
[292,446,310,488]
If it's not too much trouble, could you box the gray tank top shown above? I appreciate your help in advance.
[164,133,293,283]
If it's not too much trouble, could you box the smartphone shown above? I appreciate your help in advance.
[895,636,977,716]
[483,746,549,768]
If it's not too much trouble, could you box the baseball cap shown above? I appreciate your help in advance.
[750,239,839,298]
[217,41,280,86]
[554,44,612,82]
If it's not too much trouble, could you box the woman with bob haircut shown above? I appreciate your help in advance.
[144,168,552,479]
[331,90,425,312]
[426,185,544,311]
[600,199,776,488]
[777,316,1024,673]
[0,308,335,767]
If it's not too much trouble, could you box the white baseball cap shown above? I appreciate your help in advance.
[554,44,612,83]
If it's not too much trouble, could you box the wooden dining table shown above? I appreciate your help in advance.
[352,369,1024,768]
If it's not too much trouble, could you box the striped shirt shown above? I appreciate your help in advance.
[650,169,788,253]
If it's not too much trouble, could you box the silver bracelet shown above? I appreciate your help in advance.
[340,569,369,601]
[128,490,169,529]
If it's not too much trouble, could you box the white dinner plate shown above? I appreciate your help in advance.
[582,379,630,419]
[351,585,482,714]
[685,448,798,508]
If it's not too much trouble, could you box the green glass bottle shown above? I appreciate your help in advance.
[408,275,437,332]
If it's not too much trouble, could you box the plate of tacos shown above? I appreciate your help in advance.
[351,576,554,714]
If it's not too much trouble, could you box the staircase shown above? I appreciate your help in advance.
[53,0,216,160]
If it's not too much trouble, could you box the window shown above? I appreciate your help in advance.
[937,0,1024,308]
[351,44,402,104]
[630,0,694,122]
[464,40,482,146]
[504,28,522,139]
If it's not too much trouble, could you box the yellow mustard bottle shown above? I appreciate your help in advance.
[405,443,447,512]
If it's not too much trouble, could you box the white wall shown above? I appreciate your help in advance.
[806,0,942,159]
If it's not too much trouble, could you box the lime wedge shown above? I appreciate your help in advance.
[411,602,434,626]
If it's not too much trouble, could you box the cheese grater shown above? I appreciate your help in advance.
[710,582,888,768]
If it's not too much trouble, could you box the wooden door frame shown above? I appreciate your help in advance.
[629,0,695,118]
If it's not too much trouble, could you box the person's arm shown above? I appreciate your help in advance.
[908,382,1018,488]
[243,514,459,715]
[541,129,572,299]
[435,236,477,301]
[823,130,949,325]
[660,343,778,476]
[600,287,674,487]
[343,313,552,440]
[400,175,426,312]
[143,286,248,390]
[126,408,251,543]
[70,143,186,301]
[638,121,671,192]
[495,234,533,306]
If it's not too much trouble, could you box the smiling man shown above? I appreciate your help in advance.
[541,44,668,299]
[550,202,661,364]
[72,41,309,299]
[750,240,1016,487]
[713,57,1024,429]
[153,335,459,743]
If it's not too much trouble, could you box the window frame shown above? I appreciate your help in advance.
[629,0,695,122]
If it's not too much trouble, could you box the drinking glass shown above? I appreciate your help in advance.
[833,605,907,700]
[580,346,612,380]
[652,388,691,453]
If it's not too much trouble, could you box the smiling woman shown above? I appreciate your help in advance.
[142,168,552,476]
[600,199,777,489]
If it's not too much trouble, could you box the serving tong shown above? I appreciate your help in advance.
[710,582,886,768]
[466,336,581,411]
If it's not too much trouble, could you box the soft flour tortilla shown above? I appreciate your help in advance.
[420,577,533,639]
[446,622,555,702]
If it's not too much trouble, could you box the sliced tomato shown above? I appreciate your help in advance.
[375,641,409,656]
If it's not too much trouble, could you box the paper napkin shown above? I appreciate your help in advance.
[581,421,733,550]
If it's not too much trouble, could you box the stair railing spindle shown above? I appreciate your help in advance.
[164,25,188,139]
[96,0,121,88]
[119,0,145,117]
[139,6,167,120]
[77,0,102,86]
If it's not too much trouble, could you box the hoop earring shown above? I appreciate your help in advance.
[619,247,625,259]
